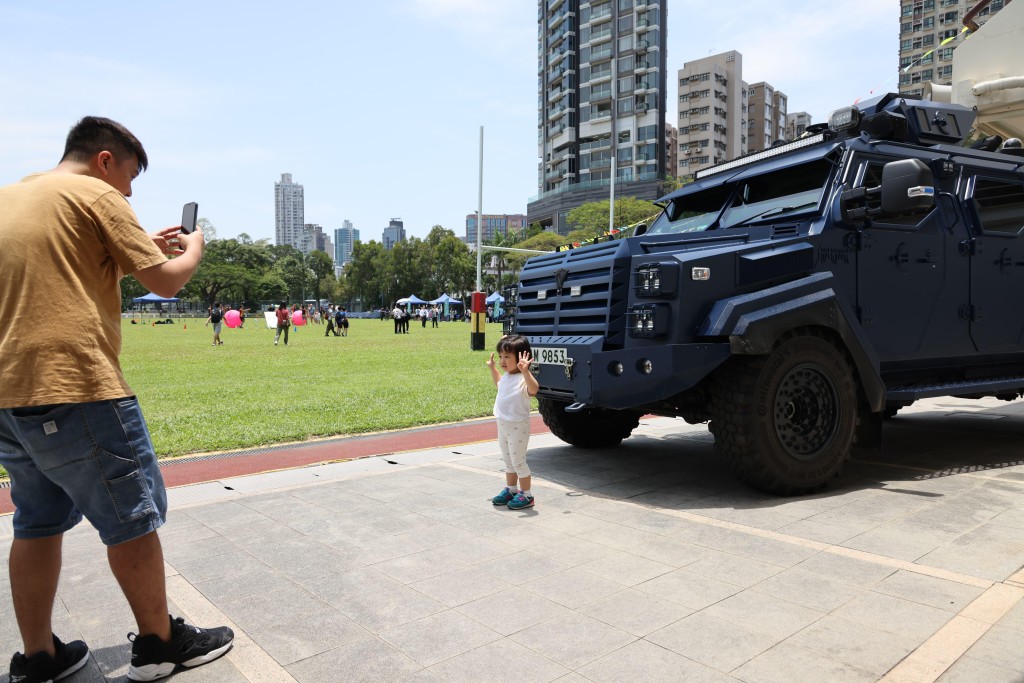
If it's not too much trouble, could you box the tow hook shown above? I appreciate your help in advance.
[566,402,588,413]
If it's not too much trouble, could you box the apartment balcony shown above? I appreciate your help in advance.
[583,28,612,47]
[585,69,612,86]
[550,126,576,149]
[547,8,573,30]
[589,46,613,63]
[585,7,612,25]
[634,0,649,8]
[548,86,566,102]
[547,104,573,120]
[636,40,650,52]
[589,89,613,104]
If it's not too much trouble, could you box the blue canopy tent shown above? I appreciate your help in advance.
[486,292,504,318]
[132,292,179,303]
[396,294,428,311]
[429,293,463,319]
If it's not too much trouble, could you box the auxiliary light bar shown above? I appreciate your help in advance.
[694,133,828,180]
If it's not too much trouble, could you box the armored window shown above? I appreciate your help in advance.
[971,178,1024,236]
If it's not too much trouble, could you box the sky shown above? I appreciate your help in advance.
[0,1,897,245]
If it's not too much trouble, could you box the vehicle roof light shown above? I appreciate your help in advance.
[693,133,827,180]
[828,106,861,132]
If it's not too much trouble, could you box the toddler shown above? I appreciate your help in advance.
[486,335,540,509]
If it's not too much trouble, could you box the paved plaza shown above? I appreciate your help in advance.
[2,396,1024,682]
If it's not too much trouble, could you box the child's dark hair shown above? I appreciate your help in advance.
[496,334,531,358]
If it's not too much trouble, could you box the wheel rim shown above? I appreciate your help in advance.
[773,363,839,461]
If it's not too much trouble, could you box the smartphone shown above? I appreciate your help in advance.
[179,202,199,234]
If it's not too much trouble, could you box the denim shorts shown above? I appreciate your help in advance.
[0,397,167,546]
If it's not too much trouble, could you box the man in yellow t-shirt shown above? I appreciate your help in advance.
[0,116,234,682]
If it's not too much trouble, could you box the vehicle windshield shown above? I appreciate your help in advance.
[646,158,833,236]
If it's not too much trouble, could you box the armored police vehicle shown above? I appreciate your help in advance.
[510,93,1024,495]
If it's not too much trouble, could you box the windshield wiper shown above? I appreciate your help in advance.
[726,201,818,229]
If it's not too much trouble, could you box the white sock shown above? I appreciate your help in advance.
[522,489,532,498]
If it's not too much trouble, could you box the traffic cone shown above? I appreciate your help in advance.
[183,324,187,330]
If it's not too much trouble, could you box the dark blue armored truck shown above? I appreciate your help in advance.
[510,93,1024,495]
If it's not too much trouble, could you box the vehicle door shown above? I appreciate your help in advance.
[853,155,971,362]
[963,172,1024,352]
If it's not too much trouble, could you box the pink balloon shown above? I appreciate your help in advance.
[224,310,241,328]
[291,311,305,326]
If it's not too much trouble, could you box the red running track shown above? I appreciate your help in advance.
[0,416,549,516]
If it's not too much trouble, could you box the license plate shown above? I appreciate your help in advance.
[534,347,569,365]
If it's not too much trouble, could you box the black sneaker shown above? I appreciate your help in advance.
[8,634,90,683]
[127,616,233,681]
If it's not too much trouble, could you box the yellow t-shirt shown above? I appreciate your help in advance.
[0,172,166,408]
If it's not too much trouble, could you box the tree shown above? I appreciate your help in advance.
[307,250,335,302]
[566,196,662,240]
[197,217,216,241]
[505,232,563,273]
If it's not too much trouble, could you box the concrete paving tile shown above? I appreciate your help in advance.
[995,595,1024,632]
[456,587,572,636]
[959,624,1024,673]
[243,536,359,578]
[635,568,743,610]
[683,550,785,588]
[510,612,635,669]
[193,565,285,603]
[374,546,471,584]
[422,637,570,682]
[576,550,675,586]
[247,610,371,666]
[392,522,476,551]
[720,535,820,568]
[409,566,513,607]
[218,585,335,634]
[842,521,962,562]
[833,590,953,642]
[301,565,404,604]
[668,521,754,551]
[532,510,625,537]
[785,615,919,676]
[365,512,450,536]
[793,552,897,588]
[522,567,626,609]
[918,522,1024,581]
[775,518,868,545]
[169,549,271,583]
[751,567,863,613]
[380,610,501,667]
[680,504,806,532]
[731,642,876,683]
[578,639,736,683]
[579,587,693,637]
[225,520,309,548]
[704,590,825,640]
[438,536,516,566]
[526,536,618,568]
[936,655,1024,683]
[286,636,421,682]
[646,612,780,673]
[347,533,433,566]
[159,533,239,565]
[289,485,385,512]
[623,534,711,567]
[872,569,985,612]
[475,550,569,586]
[330,583,448,633]
[989,505,1024,530]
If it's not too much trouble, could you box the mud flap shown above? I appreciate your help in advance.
[852,405,883,455]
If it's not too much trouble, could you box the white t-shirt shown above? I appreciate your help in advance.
[494,372,530,421]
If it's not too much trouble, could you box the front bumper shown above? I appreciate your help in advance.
[526,336,732,410]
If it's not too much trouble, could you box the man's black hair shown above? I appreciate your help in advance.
[61,116,149,172]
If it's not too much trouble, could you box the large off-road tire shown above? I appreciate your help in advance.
[538,398,641,448]
[709,332,859,495]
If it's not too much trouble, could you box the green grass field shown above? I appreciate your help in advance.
[117,316,516,457]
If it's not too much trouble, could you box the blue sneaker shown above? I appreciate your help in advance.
[507,492,535,510]
[492,487,516,505]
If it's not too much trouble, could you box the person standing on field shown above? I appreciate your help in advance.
[274,302,290,345]
[205,302,224,346]
[0,115,233,683]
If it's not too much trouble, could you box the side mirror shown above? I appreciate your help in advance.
[634,223,649,236]
[881,159,935,214]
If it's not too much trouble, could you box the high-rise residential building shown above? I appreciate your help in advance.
[299,223,329,256]
[664,122,677,179]
[465,213,528,247]
[898,0,1011,97]
[334,220,359,269]
[528,0,669,235]
[382,218,405,250]
[274,173,304,249]
[676,50,747,178]
[747,82,788,151]
[786,112,813,141]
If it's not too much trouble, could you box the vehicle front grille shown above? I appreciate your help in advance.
[514,240,630,347]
